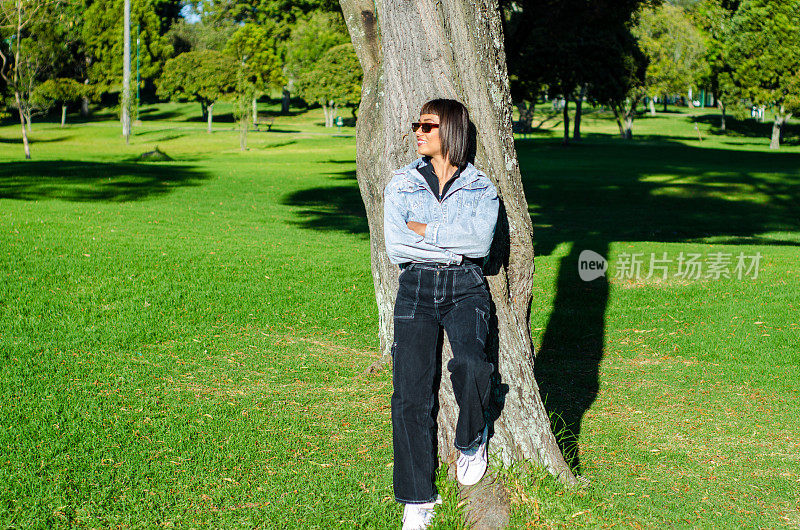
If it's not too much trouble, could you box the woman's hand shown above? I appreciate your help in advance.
[406,221,427,237]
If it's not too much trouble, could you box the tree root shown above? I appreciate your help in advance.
[363,353,391,374]
[457,468,511,529]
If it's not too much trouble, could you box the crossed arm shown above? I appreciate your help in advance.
[383,183,499,264]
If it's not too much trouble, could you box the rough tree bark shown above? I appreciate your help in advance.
[717,98,726,131]
[207,102,214,133]
[339,0,578,504]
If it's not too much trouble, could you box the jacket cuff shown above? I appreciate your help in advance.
[423,222,440,245]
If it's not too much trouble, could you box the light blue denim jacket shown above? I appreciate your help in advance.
[383,156,499,265]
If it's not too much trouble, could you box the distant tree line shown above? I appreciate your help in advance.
[502,0,800,149]
[1,0,798,158]
[0,0,361,156]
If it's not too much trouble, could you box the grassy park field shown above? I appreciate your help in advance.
[1,100,799,527]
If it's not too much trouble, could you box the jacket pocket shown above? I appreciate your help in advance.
[397,181,428,212]
[462,182,489,216]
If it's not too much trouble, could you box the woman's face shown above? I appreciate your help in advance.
[416,113,442,158]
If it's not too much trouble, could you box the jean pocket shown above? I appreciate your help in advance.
[476,306,489,346]
[469,267,484,285]
[394,271,420,319]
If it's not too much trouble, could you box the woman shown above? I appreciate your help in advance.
[383,98,499,529]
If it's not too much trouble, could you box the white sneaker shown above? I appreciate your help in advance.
[456,425,488,486]
[402,495,442,530]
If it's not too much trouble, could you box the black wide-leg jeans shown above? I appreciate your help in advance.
[391,262,494,504]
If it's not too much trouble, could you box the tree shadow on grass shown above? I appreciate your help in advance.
[280,181,368,236]
[694,113,800,145]
[282,136,800,474]
[0,135,75,144]
[0,160,210,202]
[525,137,800,473]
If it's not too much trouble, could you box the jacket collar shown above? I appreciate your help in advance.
[402,156,482,201]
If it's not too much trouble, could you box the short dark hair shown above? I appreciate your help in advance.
[419,98,470,169]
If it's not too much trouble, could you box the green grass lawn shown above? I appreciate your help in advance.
[1,99,798,528]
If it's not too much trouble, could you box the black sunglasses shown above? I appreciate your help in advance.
[411,122,440,133]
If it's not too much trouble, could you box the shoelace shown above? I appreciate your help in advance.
[458,445,483,467]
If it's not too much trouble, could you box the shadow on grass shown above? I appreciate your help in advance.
[281,182,368,236]
[0,134,74,144]
[0,160,210,202]
[284,136,800,473]
[694,113,800,146]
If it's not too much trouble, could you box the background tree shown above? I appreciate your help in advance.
[500,0,652,143]
[584,8,649,140]
[197,0,339,26]
[156,50,237,132]
[725,0,800,149]
[635,3,706,115]
[232,61,256,150]
[295,42,361,126]
[284,11,349,113]
[167,17,238,54]
[82,0,180,99]
[0,0,60,158]
[196,0,344,114]
[224,22,285,125]
[32,77,89,127]
[693,0,738,130]
[338,1,580,524]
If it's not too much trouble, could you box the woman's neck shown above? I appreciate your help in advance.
[427,154,458,184]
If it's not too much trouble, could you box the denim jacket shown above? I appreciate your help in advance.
[383,156,499,265]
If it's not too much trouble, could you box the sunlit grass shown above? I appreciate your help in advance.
[1,100,798,527]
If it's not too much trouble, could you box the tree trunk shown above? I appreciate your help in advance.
[207,102,214,133]
[281,87,290,114]
[240,116,248,151]
[81,95,90,117]
[14,91,31,159]
[562,95,570,145]
[770,110,785,150]
[663,94,668,113]
[25,110,31,134]
[612,106,626,138]
[573,85,585,141]
[122,0,131,142]
[648,96,656,116]
[781,113,792,143]
[339,0,577,497]
[61,105,67,128]
[252,96,258,126]
[623,97,639,140]
[718,99,726,131]
[515,100,535,134]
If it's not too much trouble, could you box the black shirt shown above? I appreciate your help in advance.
[417,156,463,202]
